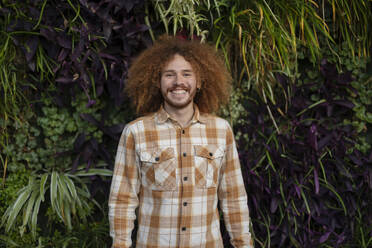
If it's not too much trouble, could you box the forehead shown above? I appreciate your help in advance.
[163,54,194,71]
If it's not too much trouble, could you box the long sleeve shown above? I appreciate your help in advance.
[218,123,254,248]
[109,125,140,248]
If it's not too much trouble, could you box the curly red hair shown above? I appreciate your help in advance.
[125,35,232,115]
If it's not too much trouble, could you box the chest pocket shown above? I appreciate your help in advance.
[139,147,176,190]
[194,145,224,188]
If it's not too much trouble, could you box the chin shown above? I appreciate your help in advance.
[165,99,193,109]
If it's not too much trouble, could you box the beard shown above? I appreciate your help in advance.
[161,85,197,110]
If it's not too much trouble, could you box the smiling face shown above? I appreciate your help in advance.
[160,54,199,113]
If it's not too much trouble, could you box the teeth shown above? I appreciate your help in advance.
[171,90,187,94]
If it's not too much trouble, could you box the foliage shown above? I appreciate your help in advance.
[148,0,225,41]
[1,217,110,248]
[331,43,372,154]
[329,0,372,57]
[2,91,112,173]
[0,0,148,174]
[0,168,29,217]
[1,0,371,247]
[0,169,34,247]
[0,89,122,241]
[0,0,148,180]
[222,51,372,247]
[48,215,111,248]
[0,0,149,243]
[152,0,372,135]
[153,0,372,84]
[2,171,88,239]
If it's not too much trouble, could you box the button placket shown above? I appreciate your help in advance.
[179,125,191,237]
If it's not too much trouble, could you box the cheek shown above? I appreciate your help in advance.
[160,80,169,95]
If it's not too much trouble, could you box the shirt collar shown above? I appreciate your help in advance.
[155,104,207,125]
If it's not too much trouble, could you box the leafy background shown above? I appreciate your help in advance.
[0,0,371,247]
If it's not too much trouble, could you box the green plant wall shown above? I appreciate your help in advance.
[1,0,371,247]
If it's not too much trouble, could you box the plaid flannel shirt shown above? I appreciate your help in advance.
[109,105,253,248]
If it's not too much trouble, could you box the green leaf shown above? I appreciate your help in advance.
[3,187,32,232]
[50,171,58,211]
[296,99,326,116]
[22,186,39,230]
[63,174,78,215]
[63,175,78,201]
[39,173,48,202]
[299,186,311,215]
[74,168,113,177]
[63,199,72,230]
[319,179,347,216]
[58,173,72,203]
[265,151,276,172]
[31,195,42,239]
[56,181,65,220]
[1,186,28,223]
[76,185,90,198]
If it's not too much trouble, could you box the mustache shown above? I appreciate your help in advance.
[167,85,190,92]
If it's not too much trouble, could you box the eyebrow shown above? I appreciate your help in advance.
[162,69,194,73]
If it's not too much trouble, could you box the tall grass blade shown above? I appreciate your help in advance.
[22,187,39,230]
[4,187,31,232]
[31,195,42,239]
[74,168,113,177]
[50,171,58,212]
[319,179,347,216]
[39,173,48,202]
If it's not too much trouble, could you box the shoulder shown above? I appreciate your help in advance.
[200,113,235,145]
[121,113,156,135]
[200,113,232,130]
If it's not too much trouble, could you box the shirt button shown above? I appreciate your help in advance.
[182,227,186,231]
[183,152,186,157]
[183,202,187,206]
[183,176,188,181]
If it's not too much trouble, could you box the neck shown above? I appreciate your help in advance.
[163,102,194,127]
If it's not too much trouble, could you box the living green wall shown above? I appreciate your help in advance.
[0,0,371,247]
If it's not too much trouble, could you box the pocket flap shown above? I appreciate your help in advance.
[140,147,175,163]
[194,145,224,159]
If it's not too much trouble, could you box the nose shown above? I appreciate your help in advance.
[174,73,186,85]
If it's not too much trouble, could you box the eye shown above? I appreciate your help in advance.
[163,73,174,78]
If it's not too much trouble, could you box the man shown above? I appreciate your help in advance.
[109,36,253,248]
